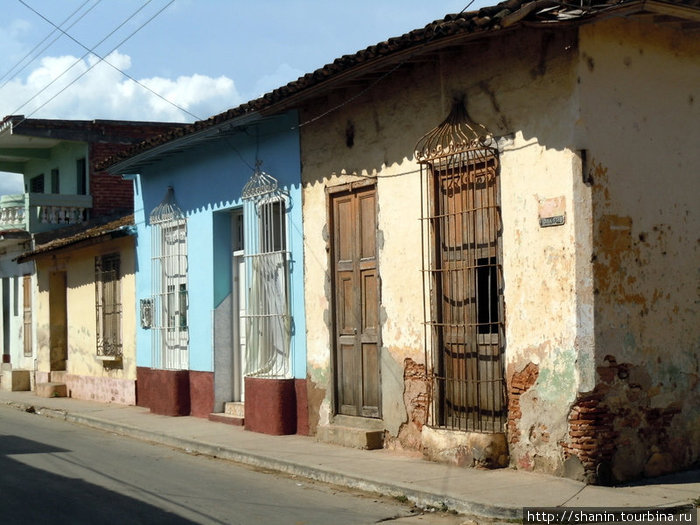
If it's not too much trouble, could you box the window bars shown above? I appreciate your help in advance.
[242,162,291,379]
[150,187,188,370]
[416,99,507,433]
[95,253,122,358]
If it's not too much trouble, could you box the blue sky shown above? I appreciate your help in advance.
[0,0,491,192]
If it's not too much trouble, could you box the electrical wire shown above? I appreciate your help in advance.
[0,0,100,88]
[460,0,477,14]
[5,0,155,119]
[2,0,175,133]
[293,4,477,131]
[17,0,200,122]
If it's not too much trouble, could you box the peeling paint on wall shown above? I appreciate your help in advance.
[385,358,428,452]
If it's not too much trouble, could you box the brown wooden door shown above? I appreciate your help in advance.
[49,271,67,371]
[432,161,505,432]
[330,185,381,418]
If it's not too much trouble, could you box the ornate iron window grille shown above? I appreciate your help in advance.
[149,186,188,370]
[416,99,507,433]
[95,253,122,358]
[241,162,291,379]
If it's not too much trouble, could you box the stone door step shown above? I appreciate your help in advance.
[208,412,245,426]
[316,425,384,450]
[224,401,244,417]
[36,382,67,398]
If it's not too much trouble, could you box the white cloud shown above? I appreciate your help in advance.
[0,51,241,122]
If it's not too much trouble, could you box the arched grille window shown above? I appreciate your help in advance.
[416,99,506,433]
[150,186,188,370]
[242,164,291,379]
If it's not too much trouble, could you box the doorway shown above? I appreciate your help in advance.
[48,271,67,371]
[231,209,246,401]
[329,183,381,418]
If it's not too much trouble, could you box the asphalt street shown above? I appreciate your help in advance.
[0,406,468,525]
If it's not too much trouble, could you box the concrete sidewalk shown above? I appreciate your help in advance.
[1,391,697,522]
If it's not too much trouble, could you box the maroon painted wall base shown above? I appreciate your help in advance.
[136,367,190,416]
[245,377,297,435]
[189,371,214,418]
[295,378,309,436]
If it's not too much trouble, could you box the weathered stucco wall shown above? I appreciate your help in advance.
[575,17,700,482]
[301,26,593,470]
[35,235,137,404]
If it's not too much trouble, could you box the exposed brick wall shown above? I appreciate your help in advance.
[388,358,429,451]
[90,143,134,216]
[560,389,616,483]
[563,357,692,484]
[87,123,183,217]
[507,362,539,445]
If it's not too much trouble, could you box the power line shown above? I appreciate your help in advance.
[460,0,477,14]
[0,0,100,88]
[293,5,474,131]
[4,0,156,122]
[17,0,200,122]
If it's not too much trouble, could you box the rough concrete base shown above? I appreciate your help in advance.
[0,367,31,392]
[422,427,509,468]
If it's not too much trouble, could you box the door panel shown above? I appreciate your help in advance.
[339,341,359,415]
[361,270,378,333]
[432,163,505,432]
[331,185,381,418]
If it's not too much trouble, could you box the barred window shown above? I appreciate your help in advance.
[417,99,506,433]
[150,186,188,371]
[244,196,290,379]
[95,253,122,358]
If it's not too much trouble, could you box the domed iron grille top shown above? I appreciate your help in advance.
[415,98,496,163]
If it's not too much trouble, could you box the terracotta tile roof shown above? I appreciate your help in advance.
[101,0,700,170]
[18,214,134,261]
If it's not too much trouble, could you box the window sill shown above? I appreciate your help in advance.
[96,355,122,362]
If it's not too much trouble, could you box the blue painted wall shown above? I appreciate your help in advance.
[130,110,306,377]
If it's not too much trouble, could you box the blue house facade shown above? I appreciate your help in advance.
[108,110,307,433]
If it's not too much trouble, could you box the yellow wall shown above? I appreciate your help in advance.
[35,235,136,404]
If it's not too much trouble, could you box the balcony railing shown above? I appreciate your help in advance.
[0,193,92,233]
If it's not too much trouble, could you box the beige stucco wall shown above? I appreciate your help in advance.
[300,26,595,470]
[35,235,137,404]
[577,16,700,481]
[300,15,697,480]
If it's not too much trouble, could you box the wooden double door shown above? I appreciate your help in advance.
[330,184,381,418]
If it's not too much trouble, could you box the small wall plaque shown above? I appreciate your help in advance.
[140,299,153,329]
[538,196,566,228]
[539,215,566,227]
